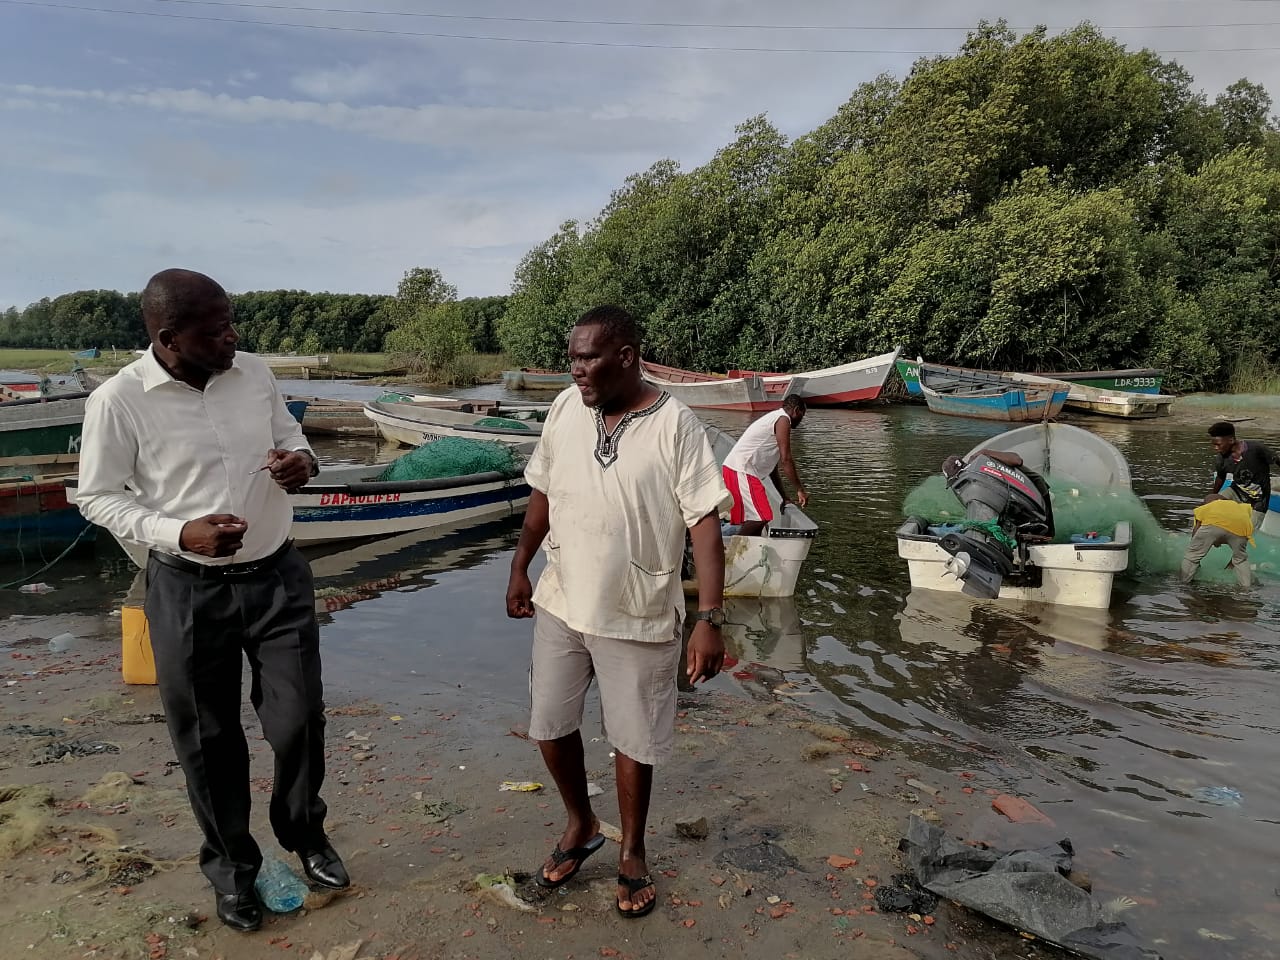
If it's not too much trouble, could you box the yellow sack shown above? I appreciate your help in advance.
[121,606,157,685]
[1194,499,1256,544]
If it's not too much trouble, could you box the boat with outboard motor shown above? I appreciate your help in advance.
[895,422,1132,609]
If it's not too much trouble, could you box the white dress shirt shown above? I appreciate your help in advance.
[76,348,314,565]
[524,387,730,642]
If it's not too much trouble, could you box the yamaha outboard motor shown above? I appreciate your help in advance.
[937,454,1053,599]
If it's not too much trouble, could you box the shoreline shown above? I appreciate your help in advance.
[0,611,1062,960]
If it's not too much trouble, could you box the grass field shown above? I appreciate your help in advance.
[0,348,511,383]
[0,348,129,372]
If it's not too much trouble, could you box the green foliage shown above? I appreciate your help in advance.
[386,300,475,382]
[497,19,1280,392]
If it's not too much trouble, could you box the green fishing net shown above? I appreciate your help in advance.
[903,473,1280,580]
[375,437,526,482]
[474,416,531,430]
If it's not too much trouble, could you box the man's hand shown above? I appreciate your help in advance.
[793,486,809,509]
[506,570,535,618]
[266,449,314,492]
[179,514,248,557]
[686,621,725,684]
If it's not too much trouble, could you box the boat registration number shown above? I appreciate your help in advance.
[1115,377,1157,388]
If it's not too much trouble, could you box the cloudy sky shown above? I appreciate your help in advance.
[2,1,1277,308]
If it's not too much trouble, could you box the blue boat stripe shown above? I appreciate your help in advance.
[293,482,530,523]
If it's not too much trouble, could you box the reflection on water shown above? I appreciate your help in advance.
[4,384,1278,958]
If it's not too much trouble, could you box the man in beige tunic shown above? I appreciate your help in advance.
[506,305,730,918]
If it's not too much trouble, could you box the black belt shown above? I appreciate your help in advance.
[148,540,294,581]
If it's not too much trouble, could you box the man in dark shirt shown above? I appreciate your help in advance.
[1207,421,1279,531]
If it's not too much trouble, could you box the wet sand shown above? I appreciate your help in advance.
[0,610,1057,960]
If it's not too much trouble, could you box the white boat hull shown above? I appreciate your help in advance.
[364,400,543,448]
[739,348,903,407]
[689,426,819,598]
[291,477,529,544]
[896,521,1131,609]
[1005,372,1175,419]
[720,527,815,597]
[74,463,531,565]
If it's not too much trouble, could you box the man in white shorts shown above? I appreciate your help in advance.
[505,305,730,919]
[721,395,808,536]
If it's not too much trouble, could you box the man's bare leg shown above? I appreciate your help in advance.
[615,751,656,913]
[538,732,599,882]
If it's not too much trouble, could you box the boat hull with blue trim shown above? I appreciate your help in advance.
[70,460,531,563]
[920,366,1068,422]
[289,462,531,544]
[895,423,1132,609]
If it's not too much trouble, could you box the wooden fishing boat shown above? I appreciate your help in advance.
[73,459,531,563]
[364,399,548,447]
[1,458,92,560]
[920,366,1067,422]
[0,392,90,465]
[641,362,786,412]
[726,348,902,407]
[288,398,378,436]
[1004,372,1175,419]
[1043,368,1163,395]
[502,368,572,390]
[289,462,531,544]
[897,358,1164,399]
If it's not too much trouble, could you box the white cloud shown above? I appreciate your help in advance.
[0,181,593,306]
[4,82,693,153]
[290,62,400,100]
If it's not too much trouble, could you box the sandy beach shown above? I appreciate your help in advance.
[0,606,1059,960]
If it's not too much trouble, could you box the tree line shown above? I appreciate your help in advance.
[7,22,1278,392]
[497,21,1280,392]
[0,279,505,359]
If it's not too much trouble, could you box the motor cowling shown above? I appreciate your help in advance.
[936,455,1053,599]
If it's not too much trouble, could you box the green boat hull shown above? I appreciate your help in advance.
[896,360,1162,396]
[0,422,82,460]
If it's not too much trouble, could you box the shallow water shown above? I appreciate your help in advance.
[5,382,1278,959]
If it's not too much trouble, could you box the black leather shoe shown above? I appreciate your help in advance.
[215,891,263,932]
[299,843,350,890]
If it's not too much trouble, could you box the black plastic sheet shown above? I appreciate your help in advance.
[900,815,1162,960]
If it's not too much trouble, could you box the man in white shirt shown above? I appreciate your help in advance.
[75,269,348,933]
[505,305,730,919]
[721,395,808,536]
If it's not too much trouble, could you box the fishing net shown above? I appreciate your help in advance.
[903,474,1280,581]
[474,416,531,430]
[375,437,526,482]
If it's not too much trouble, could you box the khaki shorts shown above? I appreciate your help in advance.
[529,608,682,766]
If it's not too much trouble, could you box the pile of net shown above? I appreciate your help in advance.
[474,416,531,430]
[376,437,526,482]
[903,473,1280,581]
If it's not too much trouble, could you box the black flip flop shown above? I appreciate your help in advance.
[615,873,657,918]
[534,833,606,888]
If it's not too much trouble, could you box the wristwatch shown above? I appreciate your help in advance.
[694,607,726,628]
[296,449,320,478]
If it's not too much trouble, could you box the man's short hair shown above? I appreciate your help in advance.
[574,305,641,349]
[1208,421,1236,439]
[142,269,228,338]
[783,395,807,416]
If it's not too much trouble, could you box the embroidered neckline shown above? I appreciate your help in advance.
[593,391,670,469]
